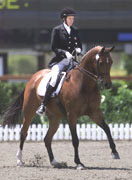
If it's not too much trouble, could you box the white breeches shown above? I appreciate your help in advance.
[49,58,77,87]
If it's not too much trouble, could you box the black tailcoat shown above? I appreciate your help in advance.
[48,24,82,67]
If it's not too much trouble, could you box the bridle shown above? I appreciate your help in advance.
[75,53,110,82]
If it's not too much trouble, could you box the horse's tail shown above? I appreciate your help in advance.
[3,90,25,128]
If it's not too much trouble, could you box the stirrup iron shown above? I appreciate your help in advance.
[36,103,45,115]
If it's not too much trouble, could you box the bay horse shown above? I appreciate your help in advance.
[3,46,120,169]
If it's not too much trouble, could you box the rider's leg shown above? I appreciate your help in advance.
[36,58,70,115]
[36,66,60,115]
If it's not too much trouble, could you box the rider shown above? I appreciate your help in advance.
[36,7,82,115]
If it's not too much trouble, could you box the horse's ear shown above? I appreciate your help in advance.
[100,46,105,54]
[108,46,115,52]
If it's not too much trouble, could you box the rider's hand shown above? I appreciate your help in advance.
[65,51,73,60]
[75,48,81,55]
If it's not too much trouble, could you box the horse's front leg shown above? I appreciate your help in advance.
[44,115,68,168]
[69,118,85,169]
[90,109,120,159]
[100,120,120,159]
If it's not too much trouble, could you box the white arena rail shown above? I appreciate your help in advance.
[0,123,132,141]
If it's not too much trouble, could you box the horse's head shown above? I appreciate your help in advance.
[80,46,114,89]
[93,46,114,89]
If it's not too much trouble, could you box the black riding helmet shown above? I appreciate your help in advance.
[60,7,76,19]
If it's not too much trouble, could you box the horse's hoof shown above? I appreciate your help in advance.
[111,152,120,159]
[52,162,62,168]
[76,163,85,170]
[17,160,24,167]
[52,162,67,168]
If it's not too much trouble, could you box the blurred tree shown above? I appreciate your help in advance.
[122,53,132,75]
[8,55,37,74]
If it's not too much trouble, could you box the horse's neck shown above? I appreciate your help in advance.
[72,63,96,93]
[71,48,100,92]
[77,50,98,87]
[81,59,92,72]
[80,53,96,74]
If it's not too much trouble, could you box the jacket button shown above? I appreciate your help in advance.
[69,41,71,44]
[68,47,70,49]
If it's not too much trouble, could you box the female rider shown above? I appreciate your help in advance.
[36,7,82,115]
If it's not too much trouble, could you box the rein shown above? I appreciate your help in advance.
[68,53,98,82]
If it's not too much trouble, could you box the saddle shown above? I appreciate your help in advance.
[37,61,77,97]
[37,71,66,97]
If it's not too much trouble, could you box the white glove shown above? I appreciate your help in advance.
[75,48,81,54]
[65,51,73,60]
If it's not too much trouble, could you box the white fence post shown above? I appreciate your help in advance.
[91,124,96,140]
[119,123,124,140]
[15,124,21,141]
[86,124,91,140]
[3,125,8,141]
[31,124,36,141]
[9,128,14,141]
[113,124,118,140]
[125,123,130,140]
[80,124,86,140]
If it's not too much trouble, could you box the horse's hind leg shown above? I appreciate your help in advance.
[44,115,62,168]
[90,109,120,159]
[17,107,37,166]
[16,116,32,166]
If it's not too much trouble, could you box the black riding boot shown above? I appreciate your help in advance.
[36,85,54,115]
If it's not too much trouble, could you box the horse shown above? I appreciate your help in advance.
[3,46,120,169]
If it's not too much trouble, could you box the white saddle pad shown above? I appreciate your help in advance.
[37,72,66,97]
